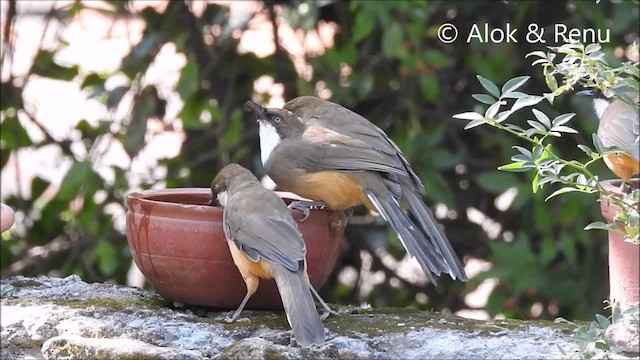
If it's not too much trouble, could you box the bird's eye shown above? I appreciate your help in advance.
[273,116,282,123]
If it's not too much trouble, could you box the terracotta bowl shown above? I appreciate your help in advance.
[125,188,344,310]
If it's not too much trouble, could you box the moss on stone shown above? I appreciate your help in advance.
[319,306,579,337]
[50,297,164,311]
[10,279,43,288]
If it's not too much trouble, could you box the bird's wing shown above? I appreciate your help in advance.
[598,100,640,160]
[223,188,306,272]
[287,99,424,191]
[297,125,409,176]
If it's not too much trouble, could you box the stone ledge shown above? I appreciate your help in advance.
[0,275,629,359]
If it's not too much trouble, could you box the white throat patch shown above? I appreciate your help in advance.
[592,98,610,120]
[259,121,281,166]
[217,190,228,207]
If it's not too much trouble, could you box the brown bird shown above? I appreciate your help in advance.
[245,96,467,284]
[209,164,334,347]
[579,90,640,192]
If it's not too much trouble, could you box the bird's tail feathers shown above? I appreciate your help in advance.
[364,189,450,284]
[403,189,467,281]
[271,263,325,347]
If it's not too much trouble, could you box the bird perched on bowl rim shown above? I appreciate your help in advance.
[209,163,336,347]
[244,96,467,285]
[578,89,639,193]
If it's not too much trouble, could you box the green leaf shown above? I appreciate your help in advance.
[531,109,551,128]
[453,112,484,121]
[423,50,449,68]
[93,239,118,276]
[475,171,520,193]
[540,236,557,265]
[543,92,556,105]
[584,221,616,231]
[578,144,594,156]
[532,144,544,160]
[0,115,33,149]
[106,86,129,110]
[498,162,532,172]
[544,71,558,92]
[476,75,500,98]
[501,76,530,94]
[31,177,50,200]
[495,110,512,123]
[511,95,544,112]
[382,22,403,57]
[592,133,605,153]
[594,314,611,329]
[419,76,439,102]
[353,10,376,42]
[551,125,578,134]
[526,51,547,59]
[485,101,503,118]
[472,94,496,105]
[31,50,79,81]
[527,120,547,132]
[1,284,15,297]
[585,43,601,54]
[501,91,528,99]
[552,113,575,126]
[623,62,639,79]
[58,161,92,201]
[464,118,487,130]
[545,187,581,201]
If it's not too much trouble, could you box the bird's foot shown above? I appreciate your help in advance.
[320,308,342,321]
[329,209,353,231]
[288,200,327,221]
[225,316,250,324]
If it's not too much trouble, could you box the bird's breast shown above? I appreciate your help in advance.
[288,171,368,210]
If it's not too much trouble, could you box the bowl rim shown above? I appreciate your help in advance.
[125,188,322,219]
[127,188,314,203]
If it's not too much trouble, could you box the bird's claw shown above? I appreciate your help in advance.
[320,308,341,321]
[225,316,250,324]
[288,201,327,221]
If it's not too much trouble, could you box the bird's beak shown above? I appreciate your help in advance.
[208,187,220,206]
[244,100,267,121]
[577,90,594,97]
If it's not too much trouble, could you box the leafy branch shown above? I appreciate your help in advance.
[453,43,639,244]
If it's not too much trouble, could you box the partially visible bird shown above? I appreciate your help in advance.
[245,96,467,284]
[579,89,639,192]
[209,164,334,347]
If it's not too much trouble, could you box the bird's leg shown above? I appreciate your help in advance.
[619,180,631,194]
[308,284,339,321]
[225,277,258,323]
[335,208,354,227]
[288,200,327,221]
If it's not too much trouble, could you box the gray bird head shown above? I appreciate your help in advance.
[577,89,612,120]
[245,100,306,166]
[245,100,306,139]
[209,164,259,206]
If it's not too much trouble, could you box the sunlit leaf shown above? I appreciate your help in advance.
[531,109,551,128]
[545,187,582,201]
[472,94,496,105]
[476,75,500,98]
[453,112,484,121]
[511,95,544,112]
[552,113,575,126]
[501,76,530,94]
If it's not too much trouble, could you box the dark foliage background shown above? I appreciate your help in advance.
[1,0,638,321]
